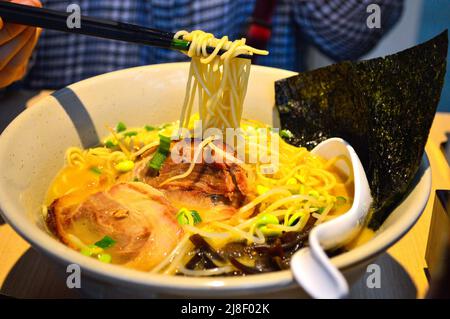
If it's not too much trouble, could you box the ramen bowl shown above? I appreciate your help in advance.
[0,63,431,298]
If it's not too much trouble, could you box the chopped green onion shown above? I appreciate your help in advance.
[336,196,347,205]
[158,134,171,154]
[147,135,171,174]
[148,151,168,171]
[191,210,202,224]
[87,244,103,255]
[133,177,140,182]
[94,236,116,249]
[80,244,103,256]
[176,208,202,226]
[90,167,102,175]
[123,131,138,137]
[116,121,127,133]
[104,140,117,148]
[80,247,93,256]
[317,207,325,214]
[280,129,294,139]
[177,214,188,225]
[115,160,135,172]
[145,125,156,131]
[97,253,112,263]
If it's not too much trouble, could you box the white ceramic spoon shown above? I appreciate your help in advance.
[290,138,373,299]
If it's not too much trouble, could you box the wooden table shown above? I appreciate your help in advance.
[0,92,449,298]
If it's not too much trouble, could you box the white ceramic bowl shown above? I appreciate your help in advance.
[0,63,431,297]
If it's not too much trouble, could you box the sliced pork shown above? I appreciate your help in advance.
[123,139,255,222]
[47,182,183,271]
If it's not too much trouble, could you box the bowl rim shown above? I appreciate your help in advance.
[0,62,432,294]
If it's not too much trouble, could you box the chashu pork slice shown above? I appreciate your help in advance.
[47,182,183,271]
[121,139,255,222]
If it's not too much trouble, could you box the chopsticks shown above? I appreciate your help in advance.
[0,2,253,59]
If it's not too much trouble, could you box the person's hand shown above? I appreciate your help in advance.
[0,0,42,88]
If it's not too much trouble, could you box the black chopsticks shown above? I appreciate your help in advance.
[0,2,253,59]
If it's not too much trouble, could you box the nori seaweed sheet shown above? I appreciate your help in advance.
[275,30,448,229]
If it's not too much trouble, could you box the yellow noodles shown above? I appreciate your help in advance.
[174,30,268,133]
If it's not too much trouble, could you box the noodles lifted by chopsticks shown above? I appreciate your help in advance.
[174,30,268,134]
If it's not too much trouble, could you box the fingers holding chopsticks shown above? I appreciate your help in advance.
[0,0,42,88]
[0,26,40,88]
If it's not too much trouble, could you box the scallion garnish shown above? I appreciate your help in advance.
[90,167,102,175]
[94,236,116,249]
[145,125,156,131]
[97,253,112,263]
[336,196,347,204]
[158,134,171,153]
[191,211,202,224]
[148,151,168,170]
[177,208,202,226]
[80,244,102,257]
[123,131,138,137]
[104,140,116,148]
[116,121,127,133]
[147,135,171,175]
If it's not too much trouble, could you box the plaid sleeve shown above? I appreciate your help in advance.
[293,0,404,61]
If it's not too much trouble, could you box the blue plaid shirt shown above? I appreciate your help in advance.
[23,0,403,89]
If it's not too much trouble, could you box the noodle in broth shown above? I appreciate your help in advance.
[44,30,357,276]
